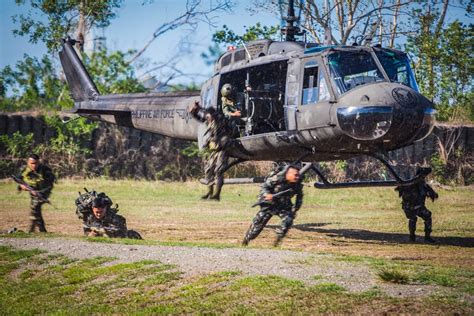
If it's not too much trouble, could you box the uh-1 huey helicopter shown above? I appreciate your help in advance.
[58,0,436,189]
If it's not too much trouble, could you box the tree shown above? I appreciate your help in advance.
[201,23,280,66]
[12,0,122,52]
[1,49,145,112]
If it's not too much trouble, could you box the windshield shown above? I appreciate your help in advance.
[374,49,419,91]
[327,50,385,94]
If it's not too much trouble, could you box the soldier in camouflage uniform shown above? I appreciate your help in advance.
[395,167,438,243]
[75,189,142,239]
[242,165,304,247]
[18,154,55,233]
[189,101,233,201]
[221,83,242,119]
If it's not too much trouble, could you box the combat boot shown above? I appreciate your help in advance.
[241,238,249,246]
[201,185,214,199]
[424,233,436,243]
[273,236,283,247]
[210,183,222,201]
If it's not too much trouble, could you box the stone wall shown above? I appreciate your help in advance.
[1,113,473,181]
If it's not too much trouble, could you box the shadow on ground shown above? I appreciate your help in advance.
[291,223,474,248]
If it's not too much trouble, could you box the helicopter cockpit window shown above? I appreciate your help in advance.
[221,54,232,67]
[374,49,419,91]
[302,61,319,105]
[327,50,385,94]
[301,60,330,105]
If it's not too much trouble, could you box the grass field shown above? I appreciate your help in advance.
[0,179,473,314]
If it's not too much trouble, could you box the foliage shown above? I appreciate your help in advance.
[0,49,146,112]
[406,20,473,122]
[0,131,34,159]
[0,54,72,111]
[83,49,146,95]
[201,23,280,66]
[12,0,123,52]
[212,23,280,46]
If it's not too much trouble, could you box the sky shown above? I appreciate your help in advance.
[0,0,278,85]
[0,1,471,86]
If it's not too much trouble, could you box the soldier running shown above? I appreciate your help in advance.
[395,167,438,243]
[242,165,304,247]
[17,154,55,233]
[75,189,142,239]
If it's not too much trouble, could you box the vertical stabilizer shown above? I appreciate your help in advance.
[59,37,99,102]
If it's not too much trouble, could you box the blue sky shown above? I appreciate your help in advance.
[0,0,277,85]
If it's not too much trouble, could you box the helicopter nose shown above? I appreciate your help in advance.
[335,83,436,145]
[388,85,436,143]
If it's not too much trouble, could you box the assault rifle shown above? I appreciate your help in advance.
[251,188,294,208]
[251,162,314,208]
[11,175,51,204]
[85,224,121,238]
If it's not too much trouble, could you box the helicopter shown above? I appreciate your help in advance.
[58,1,436,189]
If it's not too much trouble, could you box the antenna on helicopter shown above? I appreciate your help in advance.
[279,0,304,42]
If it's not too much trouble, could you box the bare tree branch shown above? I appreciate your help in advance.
[128,0,231,64]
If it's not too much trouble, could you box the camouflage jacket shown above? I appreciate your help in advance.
[21,164,55,194]
[82,211,128,238]
[221,96,238,118]
[395,180,438,210]
[204,115,232,151]
[259,168,304,210]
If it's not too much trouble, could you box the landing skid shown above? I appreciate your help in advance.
[312,153,423,189]
[223,154,425,188]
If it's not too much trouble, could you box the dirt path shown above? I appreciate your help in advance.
[1,237,446,298]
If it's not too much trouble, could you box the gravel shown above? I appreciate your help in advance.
[1,237,443,297]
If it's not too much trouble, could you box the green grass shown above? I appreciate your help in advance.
[378,266,411,284]
[0,245,472,314]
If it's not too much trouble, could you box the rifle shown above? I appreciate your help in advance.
[252,188,294,208]
[85,224,121,238]
[11,175,51,204]
[250,162,314,208]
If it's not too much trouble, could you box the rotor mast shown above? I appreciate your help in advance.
[281,0,302,41]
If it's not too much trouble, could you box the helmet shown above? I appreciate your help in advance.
[221,83,233,97]
[92,194,112,208]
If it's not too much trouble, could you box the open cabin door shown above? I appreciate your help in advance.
[197,75,220,149]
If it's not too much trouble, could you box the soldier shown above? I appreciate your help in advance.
[242,165,304,247]
[17,154,55,233]
[189,101,232,201]
[75,189,142,239]
[395,167,438,243]
[221,83,242,119]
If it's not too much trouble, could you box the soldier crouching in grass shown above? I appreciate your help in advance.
[15,154,55,233]
[242,165,304,247]
[75,189,142,239]
[395,167,438,243]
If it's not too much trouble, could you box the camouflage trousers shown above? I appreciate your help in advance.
[29,195,47,233]
[403,206,432,235]
[204,150,228,186]
[243,206,295,245]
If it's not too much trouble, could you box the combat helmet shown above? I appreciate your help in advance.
[221,83,234,97]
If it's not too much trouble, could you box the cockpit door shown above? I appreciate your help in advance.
[296,56,335,131]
